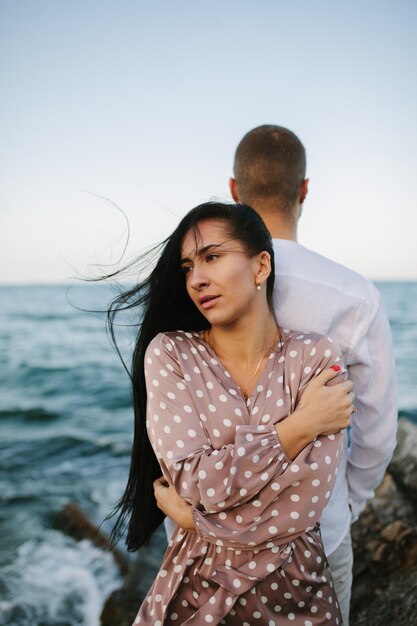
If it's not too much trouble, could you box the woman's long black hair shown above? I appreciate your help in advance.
[108,202,275,550]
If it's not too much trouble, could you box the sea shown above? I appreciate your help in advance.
[0,282,416,626]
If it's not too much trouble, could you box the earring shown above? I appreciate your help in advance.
[256,281,262,291]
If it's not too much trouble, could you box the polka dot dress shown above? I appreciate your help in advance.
[133,330,345,625]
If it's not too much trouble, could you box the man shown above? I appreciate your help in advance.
[228,124,397,624]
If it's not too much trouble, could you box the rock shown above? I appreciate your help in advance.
[389,418,417,504]
[100,524,167,626]
[350,418,417,625]
[54,502,128,575]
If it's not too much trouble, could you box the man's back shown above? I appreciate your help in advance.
[273,238,397,554]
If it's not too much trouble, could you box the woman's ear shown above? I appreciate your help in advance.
[255,251,272,286]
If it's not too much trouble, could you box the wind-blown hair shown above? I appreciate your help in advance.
[108,201,275,550]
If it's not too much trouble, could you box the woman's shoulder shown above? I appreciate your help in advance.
[281,329,342,365]
[146,330,202,355]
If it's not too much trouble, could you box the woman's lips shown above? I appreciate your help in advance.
[200,295,220,309]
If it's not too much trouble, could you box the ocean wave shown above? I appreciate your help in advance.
[398,409,417,424]
[0,531,121,626]
[0,407,61,422]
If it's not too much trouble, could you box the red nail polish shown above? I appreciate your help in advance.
[331,365,340,372]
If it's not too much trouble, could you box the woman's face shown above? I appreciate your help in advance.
[181,219,267,327]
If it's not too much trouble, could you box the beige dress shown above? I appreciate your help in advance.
[133,329,344,625]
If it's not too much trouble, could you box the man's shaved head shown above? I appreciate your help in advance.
[233,125,306,215]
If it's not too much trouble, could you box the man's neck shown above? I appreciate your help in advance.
[253,206,298,241]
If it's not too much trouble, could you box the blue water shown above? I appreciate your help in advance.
[0,282,416,626]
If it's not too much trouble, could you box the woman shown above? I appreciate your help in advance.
[109,202,353,625]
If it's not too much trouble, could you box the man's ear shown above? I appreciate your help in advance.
[229,177,240,202]
[300,178,309,204]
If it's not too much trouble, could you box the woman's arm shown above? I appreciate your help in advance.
[146,334,288,513]
[153,338,352,535]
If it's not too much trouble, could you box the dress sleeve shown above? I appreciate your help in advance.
[192,335,347,546]
[145,333,290,514]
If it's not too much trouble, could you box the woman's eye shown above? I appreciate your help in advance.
[181,265,193,274]
[205,254,219,262]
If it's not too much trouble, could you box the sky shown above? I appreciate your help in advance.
[1,0,416,283]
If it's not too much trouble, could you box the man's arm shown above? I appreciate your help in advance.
[346,287,397,520]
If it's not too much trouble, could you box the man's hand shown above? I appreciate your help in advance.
[153,476,196,531]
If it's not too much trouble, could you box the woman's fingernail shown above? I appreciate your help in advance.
[331,365,341,372]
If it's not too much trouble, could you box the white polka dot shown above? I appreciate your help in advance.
[226,597,233,606]
[205,616,213,623]
[223,419,232,427]
[208,404,216,412]
[288,614,295,621]
[207,488,215,497]
[233,578,241,588]
[219,394,227,403]
[324,349,331,357]
[173,415,181,423]
[215,461,224,470]
[290,464,300,473]
[167,392,175,399]
[271,482,280,491]
[311,495,319,503]
[266,563,275,572]
[268,526,278,534]
[290,511,299,519]
[246,433,254,442]
[290,494,300,502]
[312,479,320,486]
[244,470,253,478]
[261,472,269,481]
[213,429,221,437]
[313,440,322,447]
[240,488,247,496]
[187,429,196,438]
[311,605,318,613]
[199,470,207,479]
[152,379,159,387]
[253,611,261,619]
[304,550,311,558]
[237,447,245,456]
[325,455,331,464]
[284,592,292,599]
[289,350,297,357]
[248,560,257,569]
[176,440,184,448]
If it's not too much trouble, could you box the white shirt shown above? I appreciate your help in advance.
[273,238,397,555]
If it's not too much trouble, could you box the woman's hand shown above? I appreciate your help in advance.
[153,477,196,531]
[296,367,354,436]
[275,367,354,460]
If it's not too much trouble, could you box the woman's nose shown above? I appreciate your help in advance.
[190,264,209,291]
